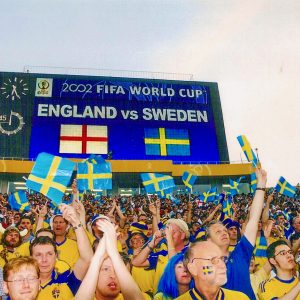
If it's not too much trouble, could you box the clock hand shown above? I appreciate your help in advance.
[9,111,12,126]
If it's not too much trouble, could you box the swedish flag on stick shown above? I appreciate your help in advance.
[26,153,75,206]
[237,135,258,167]
[141,173,175,194]
[182,171,197,193]
[275,177,296,198]
[200,187,217,203]
[77,161,112,192]
[8,191,30,212]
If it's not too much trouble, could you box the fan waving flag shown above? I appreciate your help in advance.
[77,161,112,192]
[182,172,197,193]
[9,191,30,212]
[141,173,175,193]
[200,187,217,203]
[250,173,257,193]
[275,177,296,198]
[26,153,75,206]
[237,135,258,167]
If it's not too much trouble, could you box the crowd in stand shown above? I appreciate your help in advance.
[0,169,300,299]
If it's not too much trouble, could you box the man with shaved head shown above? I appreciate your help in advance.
[175,241,249,299]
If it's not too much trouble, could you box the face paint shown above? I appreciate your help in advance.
[202,266,213,275]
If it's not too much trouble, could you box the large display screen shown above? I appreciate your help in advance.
[0,72,228,162]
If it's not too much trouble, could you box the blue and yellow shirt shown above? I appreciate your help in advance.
[258,276,300,300]
[175,287,249,299]
[38,269,81,300]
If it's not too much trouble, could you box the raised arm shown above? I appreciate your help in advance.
[186,201,193,225]
[60,204,93,280]
[115,204,126,229]
[243,168,267,246]
[261,192,273,226]
[202,203,222,225]
[149,201,159,233]
[99,220,144,300]
[34,202,48,233]
[74,236,106,300]
[131,230,163,267]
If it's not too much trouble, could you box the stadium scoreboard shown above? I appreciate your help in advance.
[0,71,228,162]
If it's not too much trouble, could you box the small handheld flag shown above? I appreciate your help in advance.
[250,173,257,193]
[237,135,258,167]
[228,176,244,196]
[223,196,234,216]
[141,173,175,193]
[77,161,112,192]
[182,171,197,193]
[275,177,296,198]
[8,191,30,212]
[157,187,174,200]
[200,187,217,203]
[26,153,75,206]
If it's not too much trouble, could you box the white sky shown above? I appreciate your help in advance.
[0,0,299,186]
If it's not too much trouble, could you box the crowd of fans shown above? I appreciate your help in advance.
[0,169,299,299]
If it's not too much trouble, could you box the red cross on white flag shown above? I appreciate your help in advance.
[59,124,108,154]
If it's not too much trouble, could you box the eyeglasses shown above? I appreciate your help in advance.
[274,250,294,257]
[6,277,39,284]
[191,256,228,265]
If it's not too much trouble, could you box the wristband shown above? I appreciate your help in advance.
[147,244,153,251]
[73,223,83,230]
[256,187,266,191]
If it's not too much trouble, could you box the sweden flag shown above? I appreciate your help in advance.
[77,161,112,192]
[141,173,175,193]
[8,191,30,212]
[144,128,190,156]
[200,187,217,203]
[237,135,258,166]
[275,177,296,198]
[26,153,75,206]
[182,171,197,192]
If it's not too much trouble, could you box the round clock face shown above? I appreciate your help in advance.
[0,111,25,135]
[0,77,28,100]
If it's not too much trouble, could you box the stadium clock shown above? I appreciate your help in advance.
[0,77,28,100]
[0,111,25,135]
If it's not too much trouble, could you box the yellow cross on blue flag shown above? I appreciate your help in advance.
[200,187,217,203]
[141,173,175,193]
[77,160,112,192]
[250,173,257,193]
[26,152,76,206]
[8,191,30,212]
[237,135,258,167]
[223,196,234,216]
[229,176,245,196]
[275,176,296,198]
[182,171,197,193]
[144,128,190,156]
[157,187,174,200]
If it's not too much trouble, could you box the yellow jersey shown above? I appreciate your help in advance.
[56,238,79,269]
[258,276,300,300]
[175,287,249,299]
[131,265,155,294]
[37,269,81,300]
[0,243,30,267]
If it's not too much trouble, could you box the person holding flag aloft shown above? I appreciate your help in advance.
[206,168,267,299]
